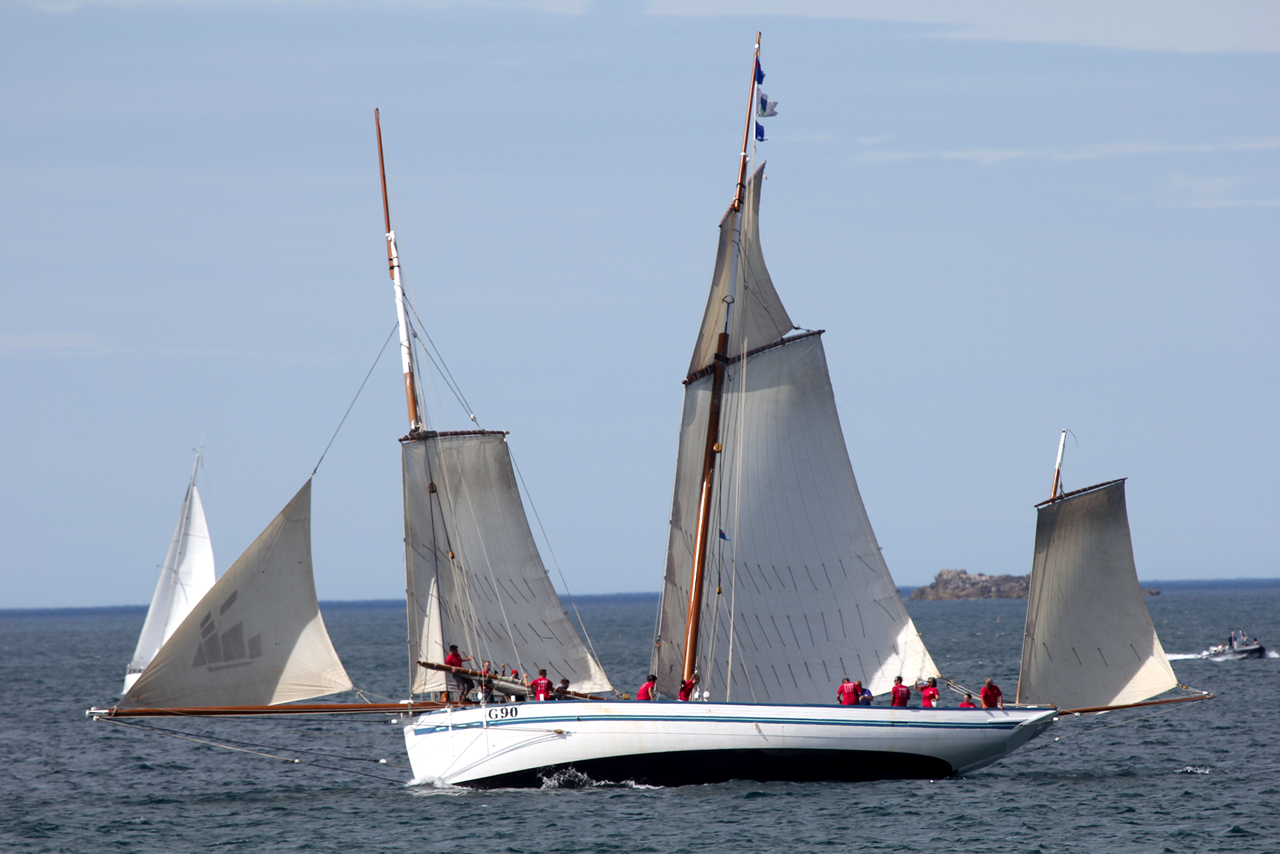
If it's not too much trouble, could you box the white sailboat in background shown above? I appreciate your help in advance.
[119,480,353,710]
[1017,431,1182,711]
[123,455,218,695]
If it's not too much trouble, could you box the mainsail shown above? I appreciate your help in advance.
[653,164,938,703]
[403,430,613,695]
[124,463,217,694]
[1017,479,1177,709]
[120,480,352,708]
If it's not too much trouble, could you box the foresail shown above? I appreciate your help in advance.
[654,333,938,702]
[120,481,352,708]
[688,165,794,377]
[1017,480,1177,709]
[403,431,613,695]
[126,483,217,693]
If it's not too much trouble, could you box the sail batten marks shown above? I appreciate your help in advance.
[1017,480,1176,708]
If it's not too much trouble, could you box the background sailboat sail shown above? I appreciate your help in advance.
[124,463,216,694]
[653,164,938,703]
[403,431,613,696]
[120,480,352,708]
[1017,479,1177,709]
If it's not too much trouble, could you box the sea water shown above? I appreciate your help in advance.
[2,581,1277,853]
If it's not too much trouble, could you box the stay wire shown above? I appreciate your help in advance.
[402,291,476,422]
[95,717,407,783]
[510,453,607,687]
[1023,700,1193,753]
[312,323,399,477]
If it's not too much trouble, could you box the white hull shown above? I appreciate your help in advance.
[403,700,1057,788]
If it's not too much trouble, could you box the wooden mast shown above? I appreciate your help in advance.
[375,109,423,433]
[1048,429,1067,502]
[680,33,763,690]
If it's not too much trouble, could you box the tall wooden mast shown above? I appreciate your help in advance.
[680,33,763,690]
[375,109,423,433]
[1048,429,1067,502]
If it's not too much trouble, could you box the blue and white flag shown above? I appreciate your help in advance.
[755,121,766,142]
[757,90,778,117]
[718,529,730,541]
[755,60,765,85]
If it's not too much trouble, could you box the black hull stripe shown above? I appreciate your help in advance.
[456,747,955,789]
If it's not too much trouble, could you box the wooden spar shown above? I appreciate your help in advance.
[418,661,611,702]
[374,108,423,433]
[681,330,729,685]
[1048,429,1067,501]
[732,33,763,213]
[1056,692,1215,716]
[680,34,763,688]
[90,702,441,718]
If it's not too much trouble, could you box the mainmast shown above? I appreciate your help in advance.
[375,108,423,434]
[680,33,763,689]
[1048,429,1067,502]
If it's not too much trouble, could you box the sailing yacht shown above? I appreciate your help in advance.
[101,44,1209,788]
[123,455,217,695]
[399,38,1057,787]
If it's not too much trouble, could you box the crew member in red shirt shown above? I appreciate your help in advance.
[443,644,473,702]
[677,673,700,702]
[980,678,1004,710]
[531,668,554,701]
[837,678,860,705]
[918,677,940,708]
[636,674,657,701]
[958,693,978,709]
[890,676,911,707]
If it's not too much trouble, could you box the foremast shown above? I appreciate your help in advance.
[375,108,423,434]
[680,33,763,688]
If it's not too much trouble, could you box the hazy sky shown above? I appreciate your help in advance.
[3,1,1278,609]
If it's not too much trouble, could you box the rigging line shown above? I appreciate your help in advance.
[726,332,750,703]
[509,453,607,682]
[95,717,404,783]
[102,715,398,759]
[312,324,398,477]
[402,292,477,422]
[454,459,523,681]
[1024,701,1192,753]
[432,446,499,680]
[417,334,472,422]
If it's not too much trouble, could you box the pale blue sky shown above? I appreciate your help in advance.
[2,1,1278,608]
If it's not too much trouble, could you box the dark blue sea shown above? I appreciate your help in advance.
[3,581,1278,853]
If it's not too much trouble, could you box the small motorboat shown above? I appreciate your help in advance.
[1203,631,1266,660]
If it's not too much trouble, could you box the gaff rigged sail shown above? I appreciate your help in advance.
[403,431,613,696]
[654,163,938,703]
[1018,479,1177,709]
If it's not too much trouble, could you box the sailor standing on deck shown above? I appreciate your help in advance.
[444,645,473,702]
[837,678,860,705]
[890,676,911,707]
[637,675,657,701]
[980,678,1005,710]
[531,669,554,701]
[918,677,940,708]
